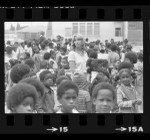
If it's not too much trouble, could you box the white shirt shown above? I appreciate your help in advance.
[98,53,108,60]
[68,51,88,74]
[56,108,79,113]
[91,71,98,83]
[24,46,33,57]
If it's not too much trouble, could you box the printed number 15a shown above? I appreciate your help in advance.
[128,127,143,132]
[60,127,68,132]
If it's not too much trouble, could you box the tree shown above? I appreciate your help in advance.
[10,24,15,31]
[16,23,21,30]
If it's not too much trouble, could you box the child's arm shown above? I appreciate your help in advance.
[117,89,135,108]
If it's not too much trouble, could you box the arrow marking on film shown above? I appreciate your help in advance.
[115,127,127,132]
[46,127,58,132]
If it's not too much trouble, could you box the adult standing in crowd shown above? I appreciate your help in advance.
[68,34,88,78]
[38,31,46,45]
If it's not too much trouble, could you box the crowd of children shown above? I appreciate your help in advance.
[5,34,143,113]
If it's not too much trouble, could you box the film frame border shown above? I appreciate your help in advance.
[0,6,149,134]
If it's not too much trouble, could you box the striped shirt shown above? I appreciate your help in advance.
[76,89,91,113]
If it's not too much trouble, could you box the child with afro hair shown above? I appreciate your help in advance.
[116,61,142,113]
[92,82,117,113]
[56,80,79,113]
[10,64,30,84]
[124,51,138,85]
[6,83,38,113]
[19,77,51,113]
[54,75,71,110]
[125,51,137,66]
[5,59,20,92]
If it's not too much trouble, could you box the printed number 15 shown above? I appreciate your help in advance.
[60,127,68,132]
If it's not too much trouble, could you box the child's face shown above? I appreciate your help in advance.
[59,89,78,113]
[61,59,69,69]
[43,73,54,88]
[114,61,120,69]
[33,46,39,53]
[93,89,114,113]
[19,54,26,63]
[14,97,35,113]
[120,71,131,86]
[60,50,65,55]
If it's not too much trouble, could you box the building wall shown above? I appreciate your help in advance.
[52,22,70,38]
[51,22,124,43]
[99,22,123,43]
[127,22,143,46]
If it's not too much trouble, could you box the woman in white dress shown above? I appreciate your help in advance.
[68,34,88,79]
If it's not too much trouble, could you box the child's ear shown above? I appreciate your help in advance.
[11,106,15,112]
[92,98,96,105]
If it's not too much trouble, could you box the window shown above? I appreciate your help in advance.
[115,28,122,37]
[79,23,85,35]
[87,23,92,35]
[72,23,78,35]
[94,23,100,36]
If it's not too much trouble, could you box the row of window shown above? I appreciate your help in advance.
[65,23,122,37]
[72,23,100,36]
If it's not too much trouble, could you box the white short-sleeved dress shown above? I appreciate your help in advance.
[68,51,88,74]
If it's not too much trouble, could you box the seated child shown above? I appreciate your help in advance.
[19,77,51,113]
[72,73,92,113]
[117,61,142,113]
[56,80,79,113]
[92,82,116,113]
[6,83,38,113]
[39,70,56,113]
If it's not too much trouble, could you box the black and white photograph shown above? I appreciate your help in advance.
[4,21,143,114]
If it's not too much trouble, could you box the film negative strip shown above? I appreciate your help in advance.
[0,6,149,134]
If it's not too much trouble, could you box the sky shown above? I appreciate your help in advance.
[5,22,49,30]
